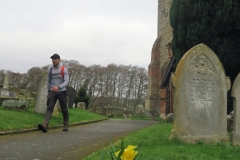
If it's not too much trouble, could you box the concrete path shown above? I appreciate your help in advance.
[0,119,158,160]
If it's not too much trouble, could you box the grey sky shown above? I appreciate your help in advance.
[0,0,157,73]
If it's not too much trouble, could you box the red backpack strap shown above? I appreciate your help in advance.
[61,65,64,78]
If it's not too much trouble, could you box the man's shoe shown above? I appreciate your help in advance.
[63,128,68,131]
[38,124,47,133]
[63,122,68,131]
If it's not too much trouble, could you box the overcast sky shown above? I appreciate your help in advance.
[0,0,157,73]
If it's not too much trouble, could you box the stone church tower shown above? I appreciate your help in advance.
[145,0,173,117]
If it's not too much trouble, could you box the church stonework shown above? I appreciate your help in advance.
[145,37,161,115]
[158,0,173,73]
[145,0,173,115]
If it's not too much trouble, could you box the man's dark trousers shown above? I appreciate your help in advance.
[43,91,68,127]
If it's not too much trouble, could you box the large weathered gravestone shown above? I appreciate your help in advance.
[231,73,240,145]
[66,86,76,108]
[34,72,48,114]
[170,43,231,143]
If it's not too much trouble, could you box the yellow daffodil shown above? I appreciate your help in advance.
[115,145,138,160]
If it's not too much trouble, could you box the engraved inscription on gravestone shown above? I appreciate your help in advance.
[186,55,217,112]
[34,72,48,114]
[170,43,230,143]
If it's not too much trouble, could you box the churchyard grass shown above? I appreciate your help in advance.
[0,106,106,131]
[84,121,240,160]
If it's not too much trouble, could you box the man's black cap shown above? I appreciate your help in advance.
[50,53,60,59]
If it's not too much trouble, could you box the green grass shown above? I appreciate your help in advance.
[0,106,107,131]
[1,107,239,160]
[84,122,240,160]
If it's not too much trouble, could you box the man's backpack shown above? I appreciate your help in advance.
[50,65,64,78]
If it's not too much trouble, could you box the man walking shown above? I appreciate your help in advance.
[38,53,70,132]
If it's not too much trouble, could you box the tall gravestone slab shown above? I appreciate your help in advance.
[34,72,48,114]
[66,86,76,108]
[231,73,240,145]
[1,72,9,97]
[170,43,230,143]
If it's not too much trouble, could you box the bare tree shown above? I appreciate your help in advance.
[25,67,45,92]
[106,64,120,106]
[116,65,130,107]
[8,72,23,88]
[1,59,148,110]
[0,70,5,85]
[85,65,102,107]
[73,64,86,89]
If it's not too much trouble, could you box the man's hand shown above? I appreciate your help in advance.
[51,86,59,92]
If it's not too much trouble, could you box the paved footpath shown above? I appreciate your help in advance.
[0,119,158,160]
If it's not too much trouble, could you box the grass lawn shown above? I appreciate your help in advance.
[0,106,107,131]
[1,106,239,160]
[84,122,240,160]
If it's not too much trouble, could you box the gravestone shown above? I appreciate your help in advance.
[54,100,61,110]
[2,99,29,109]
[105,106,125,117]
[170,43,231,143]
[51,100,61,117]
[135,104,145,116]
[2,71,9,90]
[51,99,70,117]
[34,72,48,114]
[231,73,240,145]
[9,91,16,97]
[0,72,9,97]
[52,100,60,117]
[1,90,9,97]
[66,86,76,108]
[136,104,144,113]
[77,102,86,109]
